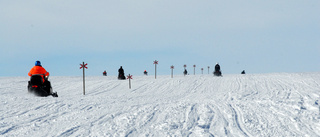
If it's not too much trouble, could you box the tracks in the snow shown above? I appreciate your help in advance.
[2,73,320,136]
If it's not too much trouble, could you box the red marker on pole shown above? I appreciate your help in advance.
[80,62,88,95]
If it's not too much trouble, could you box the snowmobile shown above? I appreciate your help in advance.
[103,71,107,76]
[183,69,188,76]
[214,63,222,77]
[213,70,222,77]
[144,70,148,76]
[27,75,58,97]
[241,70,246,74]
[118,66,126,80]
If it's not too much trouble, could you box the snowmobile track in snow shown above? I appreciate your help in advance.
[229,104,249,137]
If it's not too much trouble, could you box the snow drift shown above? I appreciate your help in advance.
[1,73,320,136]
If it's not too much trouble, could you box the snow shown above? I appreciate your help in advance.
[1,73,320,136]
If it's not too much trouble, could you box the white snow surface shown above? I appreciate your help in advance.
[1,73,320,137]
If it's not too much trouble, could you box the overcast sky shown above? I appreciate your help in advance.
[1,0,319,76]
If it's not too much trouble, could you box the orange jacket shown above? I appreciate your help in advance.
[28,66,49,80]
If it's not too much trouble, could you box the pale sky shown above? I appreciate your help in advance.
[1,0,319,76]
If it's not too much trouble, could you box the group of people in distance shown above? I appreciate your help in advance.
[117,66,148,79]
[26,61,245,97]
[105,63,245,78]
[184,63,223,76]
[102,66,126,79]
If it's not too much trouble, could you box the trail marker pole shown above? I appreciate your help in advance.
[153,60,158,79]
[80,62,88,95]
[201,68,204,74]
[170,65,174,78]
[193,65,196,75]
[127,74,132,89]
[208,66,210,74]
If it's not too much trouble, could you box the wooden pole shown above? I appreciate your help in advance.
[155,64,157,79]
[171,65,174,78]
[82,62,85,95]
[154,60,158,79]
[184,64,186,76]
[171,68,173,78]
[128,74,131,89]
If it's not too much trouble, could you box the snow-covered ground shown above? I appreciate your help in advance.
[1,73,320,136]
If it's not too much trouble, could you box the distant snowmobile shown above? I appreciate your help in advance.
[241,70,246,74]
[144,70,148,76]
[103,71,107,76]
[118,66,126,80]
[214,63,222,77]
[183,69,188,76]
[27,75,58,97]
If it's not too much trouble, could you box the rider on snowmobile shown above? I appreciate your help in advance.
[28,61,54,96]
[28,61,50,82]
[214,63,222,76]
[184,69,188,75]
[103,70,107,76]
[144,70,148,75]
[118,66,125,80]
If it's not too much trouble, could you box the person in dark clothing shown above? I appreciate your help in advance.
[215,63,220,72]
[144,70,148,75]
[118,66,124,75]
[183,69,188,76]
[214,63,222,76]
[103,71,107,76]
[241,70,246,74]
[118,66,125,80]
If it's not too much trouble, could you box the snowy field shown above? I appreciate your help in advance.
[1,73,320,136]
